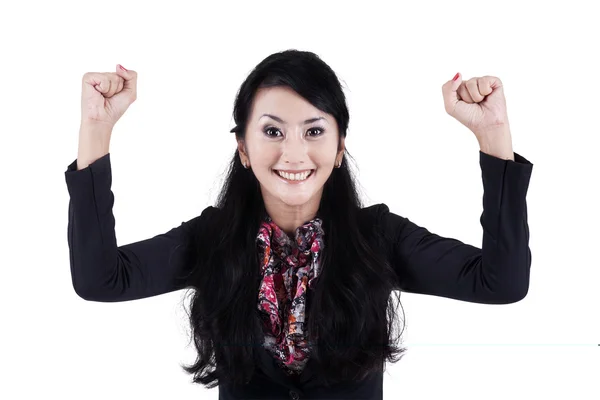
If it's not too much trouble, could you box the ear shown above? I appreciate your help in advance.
[237,139,248,158]
[337,136,346,157]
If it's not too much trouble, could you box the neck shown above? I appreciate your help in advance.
[262,192,322,237]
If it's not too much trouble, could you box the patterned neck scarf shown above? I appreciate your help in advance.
[256,215,325,376]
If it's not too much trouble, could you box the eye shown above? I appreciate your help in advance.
[263,126,282,137]
[307,127,324,137]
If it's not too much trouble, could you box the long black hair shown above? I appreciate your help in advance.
[180,49,406,389]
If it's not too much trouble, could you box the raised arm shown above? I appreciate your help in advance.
[65,152,214,302]
[375,150,534,304]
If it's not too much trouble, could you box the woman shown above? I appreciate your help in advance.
[65,49,534,399]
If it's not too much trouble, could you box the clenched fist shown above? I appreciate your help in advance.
[80,64,137,128]
[442,73,509,140]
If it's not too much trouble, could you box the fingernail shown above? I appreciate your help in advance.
[452,72,460,81]
[119,64,128,72]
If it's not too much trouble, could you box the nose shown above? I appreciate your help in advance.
[281,134,307,165]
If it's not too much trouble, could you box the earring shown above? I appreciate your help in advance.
[243,161,248,169]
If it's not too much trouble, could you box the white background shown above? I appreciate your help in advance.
[1,0,598,399]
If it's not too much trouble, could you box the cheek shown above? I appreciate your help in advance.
[248,146,279,168]
[311,147,336,168]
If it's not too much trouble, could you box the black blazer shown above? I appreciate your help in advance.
[64,150,534,399]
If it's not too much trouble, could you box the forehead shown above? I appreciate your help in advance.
[250,86,325,122]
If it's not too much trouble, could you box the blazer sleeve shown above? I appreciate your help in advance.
[64,153,213,302]
[376,150,534,304]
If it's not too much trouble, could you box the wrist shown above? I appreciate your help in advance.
[77,123,112,170]
[477,127,514,161]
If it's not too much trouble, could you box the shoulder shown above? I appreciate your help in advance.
[359,203,391,222]
[359,203,412,242]
[181,205,221,237]
[201,205,221,219]
[358,203,392,239]
[200,205,223,229]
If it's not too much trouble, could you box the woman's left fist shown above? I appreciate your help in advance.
[442,73,509,139]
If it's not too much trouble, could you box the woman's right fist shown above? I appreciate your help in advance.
[81,65,137,127]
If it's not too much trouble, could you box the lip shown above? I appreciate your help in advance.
[273,169,315,184]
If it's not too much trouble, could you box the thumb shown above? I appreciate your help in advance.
[442,72,462,115]
[115,64,137,98]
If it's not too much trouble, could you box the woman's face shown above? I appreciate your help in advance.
[239,86,344,209]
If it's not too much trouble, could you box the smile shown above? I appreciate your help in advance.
[273,169,315,184]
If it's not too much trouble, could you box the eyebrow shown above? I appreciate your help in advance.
[260,114,326,125]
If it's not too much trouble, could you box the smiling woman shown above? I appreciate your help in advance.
[65,48,534,400]
[178,52,407,395]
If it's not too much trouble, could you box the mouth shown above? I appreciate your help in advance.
[272,169,315,184]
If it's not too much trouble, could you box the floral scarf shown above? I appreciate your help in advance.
[256,215,325,376]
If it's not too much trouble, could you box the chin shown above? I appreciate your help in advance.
[277,194,314,207]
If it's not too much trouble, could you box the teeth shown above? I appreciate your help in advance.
[277,170,312,181]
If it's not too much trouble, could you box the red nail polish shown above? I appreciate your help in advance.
[119,64,128,72]
[452,72,460,81]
